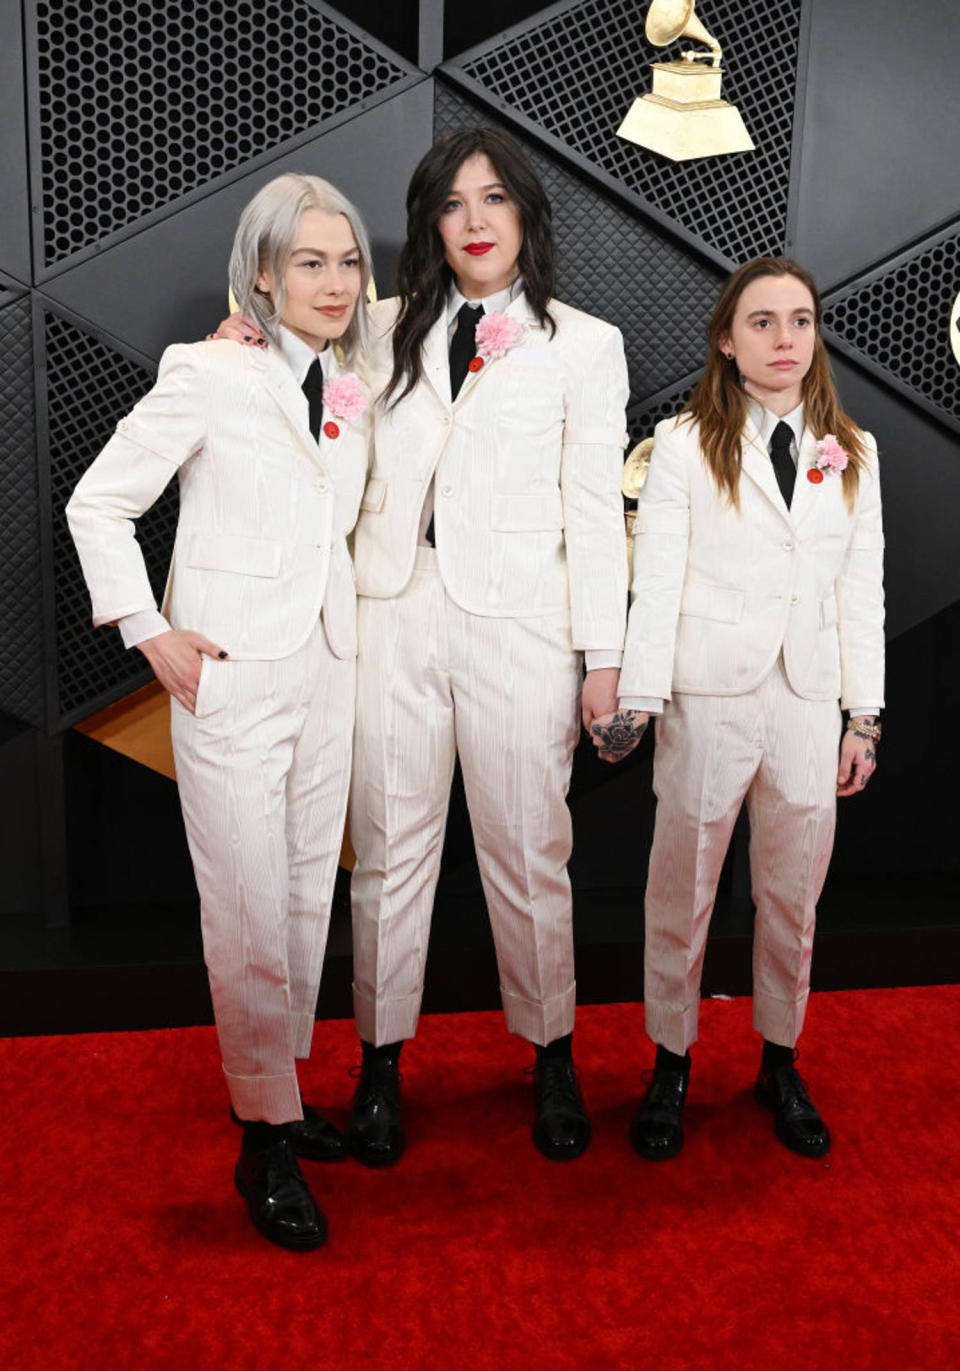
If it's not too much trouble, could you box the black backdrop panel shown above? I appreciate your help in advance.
[823,220,960,435]
[793,0,960,292]
[42,84,435,364]
[436,81,724,405]
[28,0,419,276]
[448,0,803,266]
[39,310,174,727]
[0,299,44,729]
[0,3,31,284]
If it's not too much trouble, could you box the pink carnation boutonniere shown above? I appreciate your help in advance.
[471,312,523,372]
[321,373,367,439]
[807,434,848,484]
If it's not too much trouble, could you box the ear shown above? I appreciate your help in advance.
[718,330,733,359]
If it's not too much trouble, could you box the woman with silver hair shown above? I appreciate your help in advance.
[66,172,374,1251]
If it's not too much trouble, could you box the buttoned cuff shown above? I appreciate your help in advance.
[119,609,171,649]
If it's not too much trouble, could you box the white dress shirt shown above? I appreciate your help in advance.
[620,399,878,717]
[118,327,333,649]
[417,280,621,674]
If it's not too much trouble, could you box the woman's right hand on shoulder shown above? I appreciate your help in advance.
[137,630,228,713]
[205,312,266,347]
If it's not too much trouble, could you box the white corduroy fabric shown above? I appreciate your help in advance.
[349,550,582,1047]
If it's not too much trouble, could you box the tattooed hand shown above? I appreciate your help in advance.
[590,710,649,764]
[837,730,877,797]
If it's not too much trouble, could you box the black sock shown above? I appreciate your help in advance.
[655,1045,690,1074]
[241,1119,286,1149]
[535,1032,573,1063]
[361,1039,403,1065]
[762,1040,795,1072]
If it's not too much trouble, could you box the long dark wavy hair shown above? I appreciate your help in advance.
[384,127,557,406]
[685,257,866,510]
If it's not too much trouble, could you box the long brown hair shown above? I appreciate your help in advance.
[685,257,865,509]
[383,127,557,407]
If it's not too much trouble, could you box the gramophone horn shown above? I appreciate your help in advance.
[645,0,721,58]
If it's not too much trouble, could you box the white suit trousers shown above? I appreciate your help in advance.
[170,616,355,1124]
[350,549,582,1047]
[644,659,841,1055]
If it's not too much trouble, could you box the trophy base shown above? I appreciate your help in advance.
[617,94,755,161]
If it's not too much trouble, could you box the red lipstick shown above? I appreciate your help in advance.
[464,242,494,256]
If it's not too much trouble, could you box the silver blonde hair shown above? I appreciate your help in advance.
[229,172,372,361]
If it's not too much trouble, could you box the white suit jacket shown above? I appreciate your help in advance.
[619,413,885,707]
[352,292,630,650]
[66,339,371,660]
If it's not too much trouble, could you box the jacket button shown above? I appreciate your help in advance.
[316,480,328,493]
[790,594,799,605]
[783,540,794,550]
[441,485,453,497]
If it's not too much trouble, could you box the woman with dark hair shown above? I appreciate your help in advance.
[347,127,630,1164]
[595,257,884,1161]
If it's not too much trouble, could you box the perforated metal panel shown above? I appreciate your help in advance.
[627,380,698,448]
[42,313,177,725]
[0,299,45,729]
[31,0,412,271]
[436,84,722,404]
[450,0,802,265]
[823,224,960,431]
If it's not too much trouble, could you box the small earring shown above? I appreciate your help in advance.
[723,351,734,360]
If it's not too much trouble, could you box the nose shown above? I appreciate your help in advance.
[465,198,487,232]
[774,323,793,348]
[325,266,346,296]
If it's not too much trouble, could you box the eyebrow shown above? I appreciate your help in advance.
[448,181,507,195]
[746,307,814,319]
[289,244,358,258]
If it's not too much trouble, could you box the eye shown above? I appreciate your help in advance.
[754,318,771,329]
[485,192,505,204]
[795,316,812,328]
[299,258,323,270]
[441,197,461,214]
[342,257,360,270]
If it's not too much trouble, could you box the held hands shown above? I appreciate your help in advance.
[836,723,878,797]
[137,630,228,714]
[589,710,650,764]
[207,312,266,347]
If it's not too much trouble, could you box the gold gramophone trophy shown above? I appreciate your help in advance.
[617,0,755,161]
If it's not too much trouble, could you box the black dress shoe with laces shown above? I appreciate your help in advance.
[234,1123,327,1251]
[532,1058,591,1161]
[230,1099,346,1163]
[345,1051,404,1167]
[755,1058,831,1157]
[629,1058,690,1161]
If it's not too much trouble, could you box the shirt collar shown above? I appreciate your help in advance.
[747,396,805,450]
[277,325,335,387]
[446,277,523,326]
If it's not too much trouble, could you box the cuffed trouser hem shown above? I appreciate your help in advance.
[225,1068,303,1126]
[645,996,700,1058]
[753,989,809,1049]
[352,982,422,1047]
[501,982,576,1047]
[292,1011,316,1061]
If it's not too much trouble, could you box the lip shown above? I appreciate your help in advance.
[768,360,797,369]
[315,306,348,318]
[464,242,494,256]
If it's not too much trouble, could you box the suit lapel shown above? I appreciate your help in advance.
[788,426,821,529]
[740,415,793,525]
[452,292,537,409]
[422,308,452,409]
[319,352,349,469]
[257,346,330,477]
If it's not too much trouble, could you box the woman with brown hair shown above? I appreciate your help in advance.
[596,257,884,1160]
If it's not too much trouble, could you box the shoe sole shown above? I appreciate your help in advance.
[754,1084,831,1158]
[234,1172,328,1251]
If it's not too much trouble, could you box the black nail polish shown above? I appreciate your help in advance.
[243,335,252,342]
[218,650,228,659]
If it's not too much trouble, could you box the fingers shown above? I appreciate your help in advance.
[191,635,228,660]
[589,710,648,764]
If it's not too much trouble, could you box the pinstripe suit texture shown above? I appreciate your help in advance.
[350,293,630,1046]
[622,414,885,1054]
[67,340,371,1122]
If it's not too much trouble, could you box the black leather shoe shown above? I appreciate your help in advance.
[755,1058,831,1157]
[629,1060,690,1160]
[532,1058,591,1161]
[230,1100,346,1163]
[345,1053,404,1167]
[234,1125,327,1251]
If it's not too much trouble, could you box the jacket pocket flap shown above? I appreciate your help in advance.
[186,531,283,578]
[360,477,387,513]
[679,581,744,624]
[819,594,838,628]
[490,492,564,532]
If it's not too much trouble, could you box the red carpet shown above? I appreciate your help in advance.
[1,987,958,1370]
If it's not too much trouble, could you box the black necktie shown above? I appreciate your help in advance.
[302,358,324,442]
[769,420,796,509]
[449,302,484,400]
[425,303,485,546]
